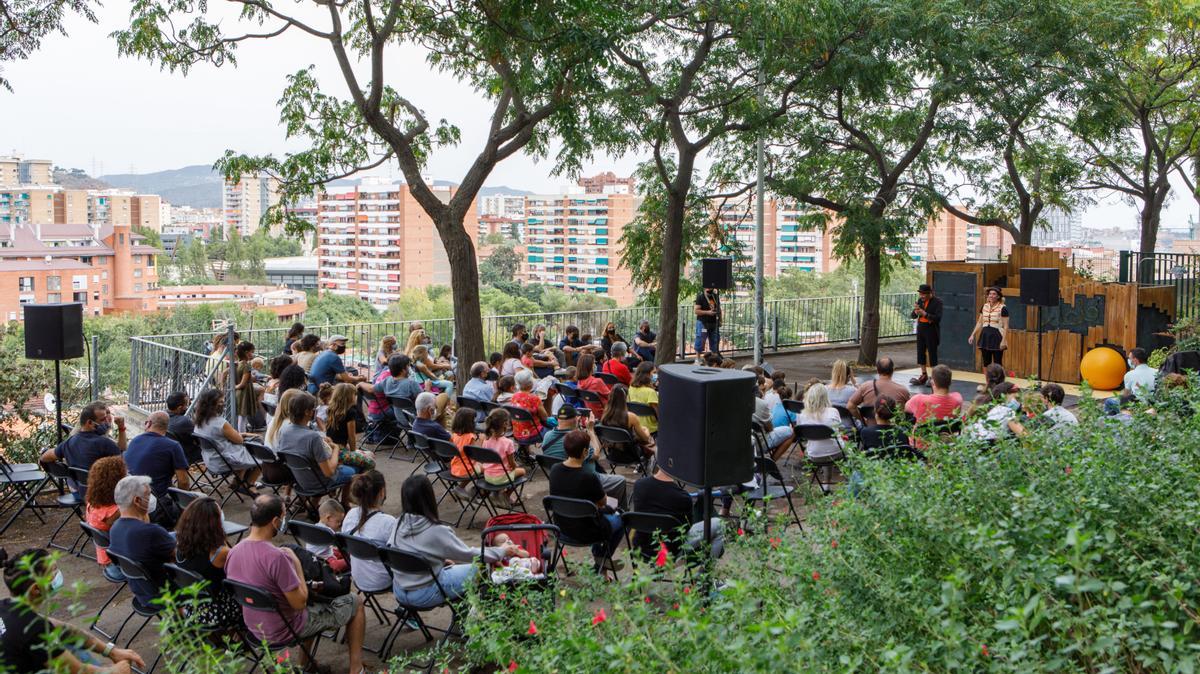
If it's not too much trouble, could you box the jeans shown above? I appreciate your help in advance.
[393,563,476,609]
[593,512,625,559]
[102,563,126,582]
[431,380,455,397]
[685,519,725,559]
[329,464,356,487]
[694,321,719,356]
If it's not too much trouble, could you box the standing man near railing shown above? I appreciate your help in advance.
[909,283,943,387]
[694,285,722,364]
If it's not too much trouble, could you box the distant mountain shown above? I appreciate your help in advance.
[479,185,535,197]
[53,168,109,190]
[99,164,223,208]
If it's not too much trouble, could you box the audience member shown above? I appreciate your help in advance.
[233,341,261,430]
[376,336,399,374]
[276,363,310,399]
[191,388,261,496]
[314,383,335,431]
[463,361,497,409]
[448,408,481,482]
[600,385,656,454]
[282,322,305,355]
[510,370,551,443]
[847,357,911,423]
[542,406,626,504]
[84,456,128,583]
[341,471,397,594]
[488,352,503,378]
[389,475,518,607]
[0,547,144,673]
[412,392,452,443]
[293,334,323,372]
[124,411,189,527]
[558,325,600,367]
[225,495,365,673]
[40,401,126,500]
[495,375,516,403]
[510,323,528,347]
[520,342,557,379]
[307,498,349,573]
[529,325,564,367]
[964,382,1022,441]
[275,390,355,497]
[601,342,633,385]
[904,365,963,424]
[627,362,659,435]
[631,465,724,561]
[1123,347,1157,402]
[325,382,375,473]
[797,383,844,461]
[633,320,657,362]
[411,344,456,401]
[173,496,243,630]
[548,430,625,572]
[575,354,611,417]
[827,360,857,407]
[599,323,628,363]
[856,396,909,455]
[309,335,366,392]
[1009,384,1078,436]
[480,409,526,499]
[264,354,294,406]
[264,388,302,450]
[107,475,176,609]
[166,391,196,448]
[499,342,525,378]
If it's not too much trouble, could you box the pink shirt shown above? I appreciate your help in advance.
[481,436,517,478]
[904,392,964,423]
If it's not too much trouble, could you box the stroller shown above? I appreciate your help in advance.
[480,513,560,587]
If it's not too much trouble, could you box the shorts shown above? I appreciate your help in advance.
[297,593,357,639]
[484,471,519,486]
[329,464,356,488]
[767,426,794,449]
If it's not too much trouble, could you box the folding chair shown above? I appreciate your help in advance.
[795,424,845,495]
[742,456,805,531]
[105,551,165,673]
[278,452,341,519]
[502,405,542,465]
[386,396,416,460]
[243,441,295,495]
[594,424,650,476]
[461,445,529,528]
[424,437,476,518]
[79,522,127,641]
[542,495,620,580]
[576,388,604,415]
[0,455,49,537]
[334,533,394,630]
[224,578,324,674]
[620,511,692,569]
[596,372,620,387]
[857,405,876,426]
[168,488,249,542]
[626,401,657,429]
[194,436,242,507]
[833,405,856,430]
[782,399,805,419]
[162,562,246,659]
[168,430,217,496]
[43,461,86,553]
[377,545,464,659]
[534,453,564,483]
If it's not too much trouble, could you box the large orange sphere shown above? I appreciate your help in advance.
[1080,347,1127,390]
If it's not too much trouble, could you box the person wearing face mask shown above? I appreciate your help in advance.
[307,335,366,394]
[627,362,659,436]
[0,547,145,673]
[40,401,126,501]
[226,494,366,674]
[106,475,176,611]
[124,411,190,529]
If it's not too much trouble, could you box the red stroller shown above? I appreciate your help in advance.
[480,512,560,586]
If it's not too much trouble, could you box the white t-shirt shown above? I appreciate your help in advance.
[500,358,525,378]
[1043,406,1077,430]
[966,403,1017,441]
[762,390,781,411]
[798,407,842,459]
[341,507,398,593]
[1123,364,1157,401]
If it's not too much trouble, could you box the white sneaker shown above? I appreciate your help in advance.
[694,358,704,365]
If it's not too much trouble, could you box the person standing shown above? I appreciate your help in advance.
[968,286,1009,370]
[910,283,943,386]
[694,286,722,362]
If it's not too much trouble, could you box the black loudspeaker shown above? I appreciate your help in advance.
[24,303,84,360]
[701,257,734,290]
[656,364,754,487]
[1020,268,1060,307]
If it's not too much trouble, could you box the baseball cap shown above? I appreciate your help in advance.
[327,334,349,343]
[556,405,578,420]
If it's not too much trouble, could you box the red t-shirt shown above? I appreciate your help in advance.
[510,390,544,441]
[576,376,611,417]
[601,359,632,386]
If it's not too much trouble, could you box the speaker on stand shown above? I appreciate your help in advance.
[1020,268,1061,380]
[700,258,734,290]
[24,303,85,444]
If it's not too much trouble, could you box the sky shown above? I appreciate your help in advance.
[0,0,1196,236]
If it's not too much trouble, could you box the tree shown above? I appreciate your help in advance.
[765,0,978,364]
[479,245,521,286]
[1074,0,1200,258]
[0,0,95,90]
[602,0,859,364]
[115,0,618,387]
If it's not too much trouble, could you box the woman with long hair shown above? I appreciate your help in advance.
[84,455,127,581]
[376,335,398,374]
[341,470,396,594]
[283,322,305,355]
[968,286,1010,370]
[627,362,659,435]
[448,407,481,479]
[404,329,427,356]
[264,388,303,448]
[325,382,375,472]
[293,334,323,372]
[233,341,259,431]
[599,322,626,363]
[797,383,843,461]
[192,388,260,495]
[174,496,243,630]
[388,475,518,607]
[411,344,455,397]
[275,364,309,400]
[574,354,611,417]
[827,360,857,407]
[499,341,525,378]
[600,384,655,452]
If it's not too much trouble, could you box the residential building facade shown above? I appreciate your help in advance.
[480,194,526,219]
[223,174,280,237]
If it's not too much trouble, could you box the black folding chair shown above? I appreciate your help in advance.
[386,396,417,460]
[795,424,845,495]
[502,405,542,464]
[462,445,529,528]
[168,430,218,496]
[43,461,86,553]
[620,511,692,569]
[334,532,394,630]
[162,561,244,654]
[194,436,243,507]
[0,456,48,537]
[377,545,463,660]
[594,424,650,476]
[534,453,564,483]
[742,456,805,531]
[278,452,341,519]
[425,437,477,518]
[79,522,127,641]
[244,441,295,495]
[224,578,324,674]
[576,388,604,414]
[542,495,620,580]
[169,487,249,542]
[626,401,657,428]
[105,551,165,673]
[782,399,805,420]
[596,372,620,387]
[833,405,856,430]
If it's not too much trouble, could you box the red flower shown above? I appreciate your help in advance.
[683,586,691,594]
[520,597,528,606]
[830,539,838,549]
[672,602,680,610]
[832,499,842,507]
[275,650,289,664]
[527,620,538,636]
[499,592,507,600]
[736,528,745,537]
[831,520,839,528]
[644,596,651,603]
[769,537,781,549]
[591,608,607,626]
[655,542,668,568]
[812,571,821,581]
[981,644,990,657]
[508,660,519,672]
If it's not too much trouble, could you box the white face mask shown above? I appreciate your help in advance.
[146,493,158,515]
[50,570,64,593]
[1127,357,1135,368]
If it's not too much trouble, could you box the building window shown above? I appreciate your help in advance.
[47,293,61,303]
[134,283,143,292]
[118,233,125,244]
[73,291,87,303]
[133,269,142,278]
[17,277,32,292]
[46,276,61,291]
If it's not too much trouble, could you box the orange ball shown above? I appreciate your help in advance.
[1080,347,1127,390]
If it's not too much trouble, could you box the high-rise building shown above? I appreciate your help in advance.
[316,181,478,310]
[523,191,640,305]
[165,206,223,238]
[1033,207,1083,246]
[0,156,52,186]
[578,171,635,195]
[223,174,280,237]
[716,196,778,277]
[88,192,163,232]
[480,194,526,219]
[772,202,840,274]
[479,215,523,242]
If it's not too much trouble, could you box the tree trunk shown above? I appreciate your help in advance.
[655,189,689,365]
[1137,184,1169,283]
[1017,211,1034,246]
[437,213,486,390]
[857,246,882,365]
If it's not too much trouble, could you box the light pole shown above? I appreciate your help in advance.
[753,39,766,366]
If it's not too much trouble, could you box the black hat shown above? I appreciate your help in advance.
[555,405,578,420]
[918,283,932,293]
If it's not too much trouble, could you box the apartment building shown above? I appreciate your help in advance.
[157,284,306,320]
[479,214,522,242]
[316,181,478,310]
[578,171,635,195]
[0,221,160,321]
[523,191,641,305]
[0,156,52,186]
[165,206,223,238]
[89,192,163,232]
[480,194,526,219]
[223,173,280,236]
[0,187,159,231]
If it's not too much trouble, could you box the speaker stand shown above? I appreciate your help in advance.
[1036,308,1043,381]
[54,360,63,445]
[702,486,714,601]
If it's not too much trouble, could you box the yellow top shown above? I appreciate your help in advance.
[627,386,659,434]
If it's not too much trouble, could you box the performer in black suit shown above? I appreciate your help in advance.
[909,283,943,386]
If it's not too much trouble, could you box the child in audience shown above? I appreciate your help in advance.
[315,383,333,431]
[492,532,542,574]
[449,408,481,479]
[306,498,349,573]
[481,409,525,504]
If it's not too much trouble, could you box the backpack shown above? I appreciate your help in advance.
[282,543,351,602]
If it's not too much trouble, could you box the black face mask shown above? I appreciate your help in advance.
[335,344,346,354]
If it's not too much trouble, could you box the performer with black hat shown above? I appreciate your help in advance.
[909,283,943,386]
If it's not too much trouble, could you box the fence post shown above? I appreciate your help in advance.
[772,312,779,352]
[854,295,862,344]
[129,339,140,411]
[90,334,99,400]
[679,313,687,362]
[226,324,236,425]
[1118,251,1130,283]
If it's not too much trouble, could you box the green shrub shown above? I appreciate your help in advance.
[452,391,1200,672]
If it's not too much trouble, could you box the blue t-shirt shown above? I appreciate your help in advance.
[108,517,175,607]
[54,430,121,499]
[308,350,346,391]
[124,432,188,497]
[770,402,797,429]
[374,375,422,402]
[412,417,451,442]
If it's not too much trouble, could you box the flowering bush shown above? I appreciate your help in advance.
[440,388,1200,672]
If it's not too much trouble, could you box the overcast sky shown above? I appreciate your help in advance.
[1,0,1196,236]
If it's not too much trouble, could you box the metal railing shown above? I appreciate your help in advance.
[128,293,917,416]
[1119,251,1200,319]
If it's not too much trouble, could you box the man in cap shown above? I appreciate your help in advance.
[909,283,943,387]
[308,334,366,393]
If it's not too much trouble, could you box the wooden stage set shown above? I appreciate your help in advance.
[927,246,1176,385]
